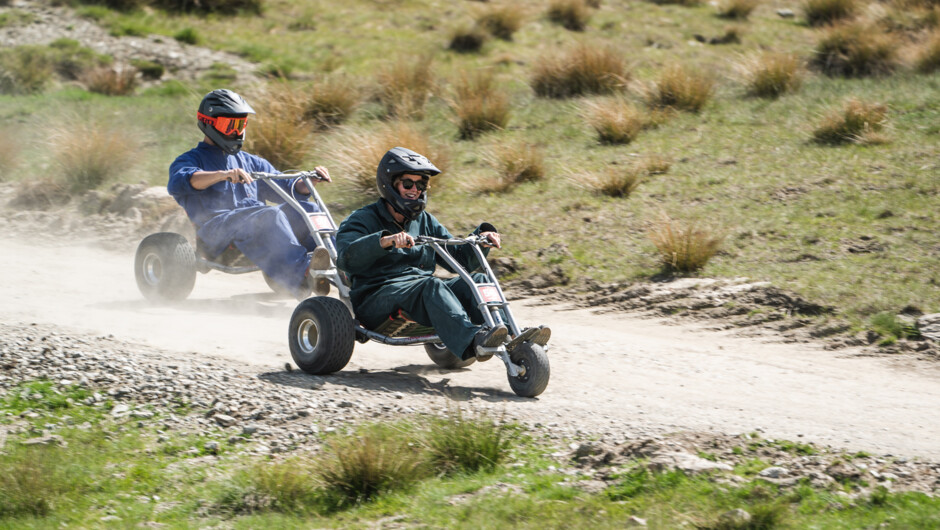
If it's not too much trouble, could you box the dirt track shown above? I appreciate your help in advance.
[3,236,940,460]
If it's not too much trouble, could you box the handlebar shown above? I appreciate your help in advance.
[249,170,329,182]
[414,235,488,246]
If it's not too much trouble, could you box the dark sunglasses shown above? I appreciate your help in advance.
[398,178,428,191]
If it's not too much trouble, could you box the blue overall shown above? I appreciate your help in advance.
[336,199,498,359]
[168,142,318,293]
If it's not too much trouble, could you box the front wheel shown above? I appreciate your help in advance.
[507,343,550,397]
[288,296,355,375]
[424,342,476,369]
[134,233,196,302]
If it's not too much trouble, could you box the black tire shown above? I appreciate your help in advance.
[507,343,550,397]
[424,342,476,369]
[134,233,196,302]
[288,296,355,375]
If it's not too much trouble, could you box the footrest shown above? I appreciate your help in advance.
[372,310,437,339]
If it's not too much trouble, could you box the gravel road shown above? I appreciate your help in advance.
[3,236,940,462]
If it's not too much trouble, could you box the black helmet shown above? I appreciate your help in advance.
[197,89,255,155]
[376,147,440,221]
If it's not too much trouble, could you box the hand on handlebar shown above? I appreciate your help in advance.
[381,231,415,249]
[480,231,501,249]
[226,168,253,185]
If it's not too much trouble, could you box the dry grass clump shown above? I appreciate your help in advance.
[52,120,138,193]
[376,58,435,119]
[150,0,262,15]
[802,0,858,26]
[811,22,901,77]
[316,429,426,509]
[650,0,703,5]
[530,43,628,98]
[424,409,514,473]
[82,66,137,96]
[477,4,525,40]
[916,30,940,72]
[449,23,488,53]
[478,141,545,192]
[643,64,714,113]
[812,98,889,145]
[0,130,21,182]
[246,84,312,169]
[0,45,54,94]
[582,97,647,145]
[330,121,450,195]
[716,0,760,19]
[648,213,725,273]
[737,52,804,98]
[547,0,592,31]
[451,70,511,139]
[585,166,643,198]
[302,75,360,130]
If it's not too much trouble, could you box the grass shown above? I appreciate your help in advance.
[375,57,435,119]
[812,98,889,145]
[648,212,726,273]
[2,384,940,527]
[477,4,525,41]
[812,22,901,78]
[715,0,759,20]
[301,75,361,130]
[530,43,628,98]
[802,0,858,27]
[547,0,593,32]
[1,0,938,330]
[451,69,511,139]
[83,66,138,95]
[916,30,940,72]
[478,141,546,192]
[245,83,313,168]
[643,63,715,113]
[52,118,139,193]
[582,96,647,145]
[737,52,804,99]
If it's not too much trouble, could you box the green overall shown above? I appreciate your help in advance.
[335,200,497,359]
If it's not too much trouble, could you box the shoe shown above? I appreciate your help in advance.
[529,325,551,346]
[473,324,508,360]
[310,247,332,271]
[504,327,539,352]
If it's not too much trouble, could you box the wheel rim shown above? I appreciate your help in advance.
[514,357,529,381]
[142,253,163,286]
[296,317,320,358]
[429,342,447,351]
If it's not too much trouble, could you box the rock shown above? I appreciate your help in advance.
[648,451,733,474]
[213,414,237,427]
[758,466,789,478]
[204,441,220,454]
[21,434,67,447]
[776,8,795,18]
[626,515,648,527]
[719,508,751,526]
[918,314,940,342]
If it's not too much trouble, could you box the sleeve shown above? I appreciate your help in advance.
[167,152,201,198]
[335,211,393,275]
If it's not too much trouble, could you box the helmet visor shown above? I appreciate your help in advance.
[198,112,248,137]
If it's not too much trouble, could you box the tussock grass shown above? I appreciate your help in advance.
[802,0,858,27]
[83,66,137,95]
[582,96,647,145]
[530,43,628,98]
[302,75,361,130]
[0,446,64,517]
[870,311,921,342]
[52,120,138,193]
[451,69,511,139]
[449,23,488,53]
[477,4,525,41]
[650,0,703,5]
[329,121,450,196]
[245,83,312,168]
[316,427,426,508]
[916,30,940,72]
[150,0,262,15]
[737,52,804,98]
[425,409,514,473]
[0,130,21,181]
[547,0,592,31]
[174,27,201,45]
[584,166,643,198]
[812,98,889,145]
[716,0,760,19]
[643,64,714,113]
[376,57,435,119]
[648,213,725,273]
[478,141,545,192]
[0,45,54,94]
[249,458,320,513]
[812,22,901,77]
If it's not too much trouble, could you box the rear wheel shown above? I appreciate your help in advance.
[424,342,476,369]
[288,296,355,374]
[507,343,550,397]
[134,233,196,302]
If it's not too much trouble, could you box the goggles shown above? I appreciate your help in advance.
[398,177,428,191]
[197,112,248,136]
